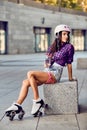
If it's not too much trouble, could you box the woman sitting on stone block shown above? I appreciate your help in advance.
[5,24,75,118]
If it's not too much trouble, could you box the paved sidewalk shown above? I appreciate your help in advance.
[0,51,87,130]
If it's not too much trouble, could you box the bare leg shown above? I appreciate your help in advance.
[27,70,56,115]
[16,77,42,105]
[5,71,56,115]
[16,70,56,105]
[16,79,30,105]
[27,70,56,100]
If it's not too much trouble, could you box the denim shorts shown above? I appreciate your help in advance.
[44,63,63,82]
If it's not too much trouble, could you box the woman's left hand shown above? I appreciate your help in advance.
[69,77,77,81]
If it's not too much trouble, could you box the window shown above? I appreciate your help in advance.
[72,29,85,51]
[34,27,51,52]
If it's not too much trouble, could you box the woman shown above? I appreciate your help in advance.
[5,24,75,117]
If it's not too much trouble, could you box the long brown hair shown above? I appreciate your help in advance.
[48,31,70,55]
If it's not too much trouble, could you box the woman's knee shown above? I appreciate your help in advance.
[27,71,35,79]
[22,79,30,87]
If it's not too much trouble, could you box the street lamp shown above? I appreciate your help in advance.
[41,17,45,24]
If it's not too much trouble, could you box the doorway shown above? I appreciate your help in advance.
[72,29,85,51]
[34,27,51,52]
[0,21,8,54]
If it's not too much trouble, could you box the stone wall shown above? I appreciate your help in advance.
[0,1,87,54]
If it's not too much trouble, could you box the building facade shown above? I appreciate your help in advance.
[0,0,87,54]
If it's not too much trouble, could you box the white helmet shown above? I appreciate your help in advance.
[54,24,71,37]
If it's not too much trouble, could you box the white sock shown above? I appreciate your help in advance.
[33,98,41,102]
[14,102,21,106]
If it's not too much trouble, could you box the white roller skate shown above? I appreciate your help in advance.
[31,99,47,117]
[5,103,25,121]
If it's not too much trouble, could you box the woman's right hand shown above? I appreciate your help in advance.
[44,58,51,68]
[44,62,50,68]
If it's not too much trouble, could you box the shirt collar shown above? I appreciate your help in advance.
[61,42,67,47]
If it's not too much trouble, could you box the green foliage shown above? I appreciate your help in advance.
[34,0,84,11]
[61,0,79,9]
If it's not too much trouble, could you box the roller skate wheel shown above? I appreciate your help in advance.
[33,113,38,117]
[33,111,39,117]
[38,111,42,116]
[34,111,42,117]
[18,111,25,120]
[9,116,14,121]
[5,112,10,117]
[18,114,23,120]
[9,111,16,121]
[45,104,48,108]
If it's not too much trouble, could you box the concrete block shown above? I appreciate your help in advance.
[77,58,87,69]
[43,78,78,115]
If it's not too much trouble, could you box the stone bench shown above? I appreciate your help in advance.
[77,58,87,69]
[43,78,78,115]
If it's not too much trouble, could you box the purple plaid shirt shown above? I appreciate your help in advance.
[47,42,74,67]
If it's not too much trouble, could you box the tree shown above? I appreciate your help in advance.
[33,0,85,11]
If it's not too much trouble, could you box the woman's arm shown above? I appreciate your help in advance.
[67,64,73,81]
